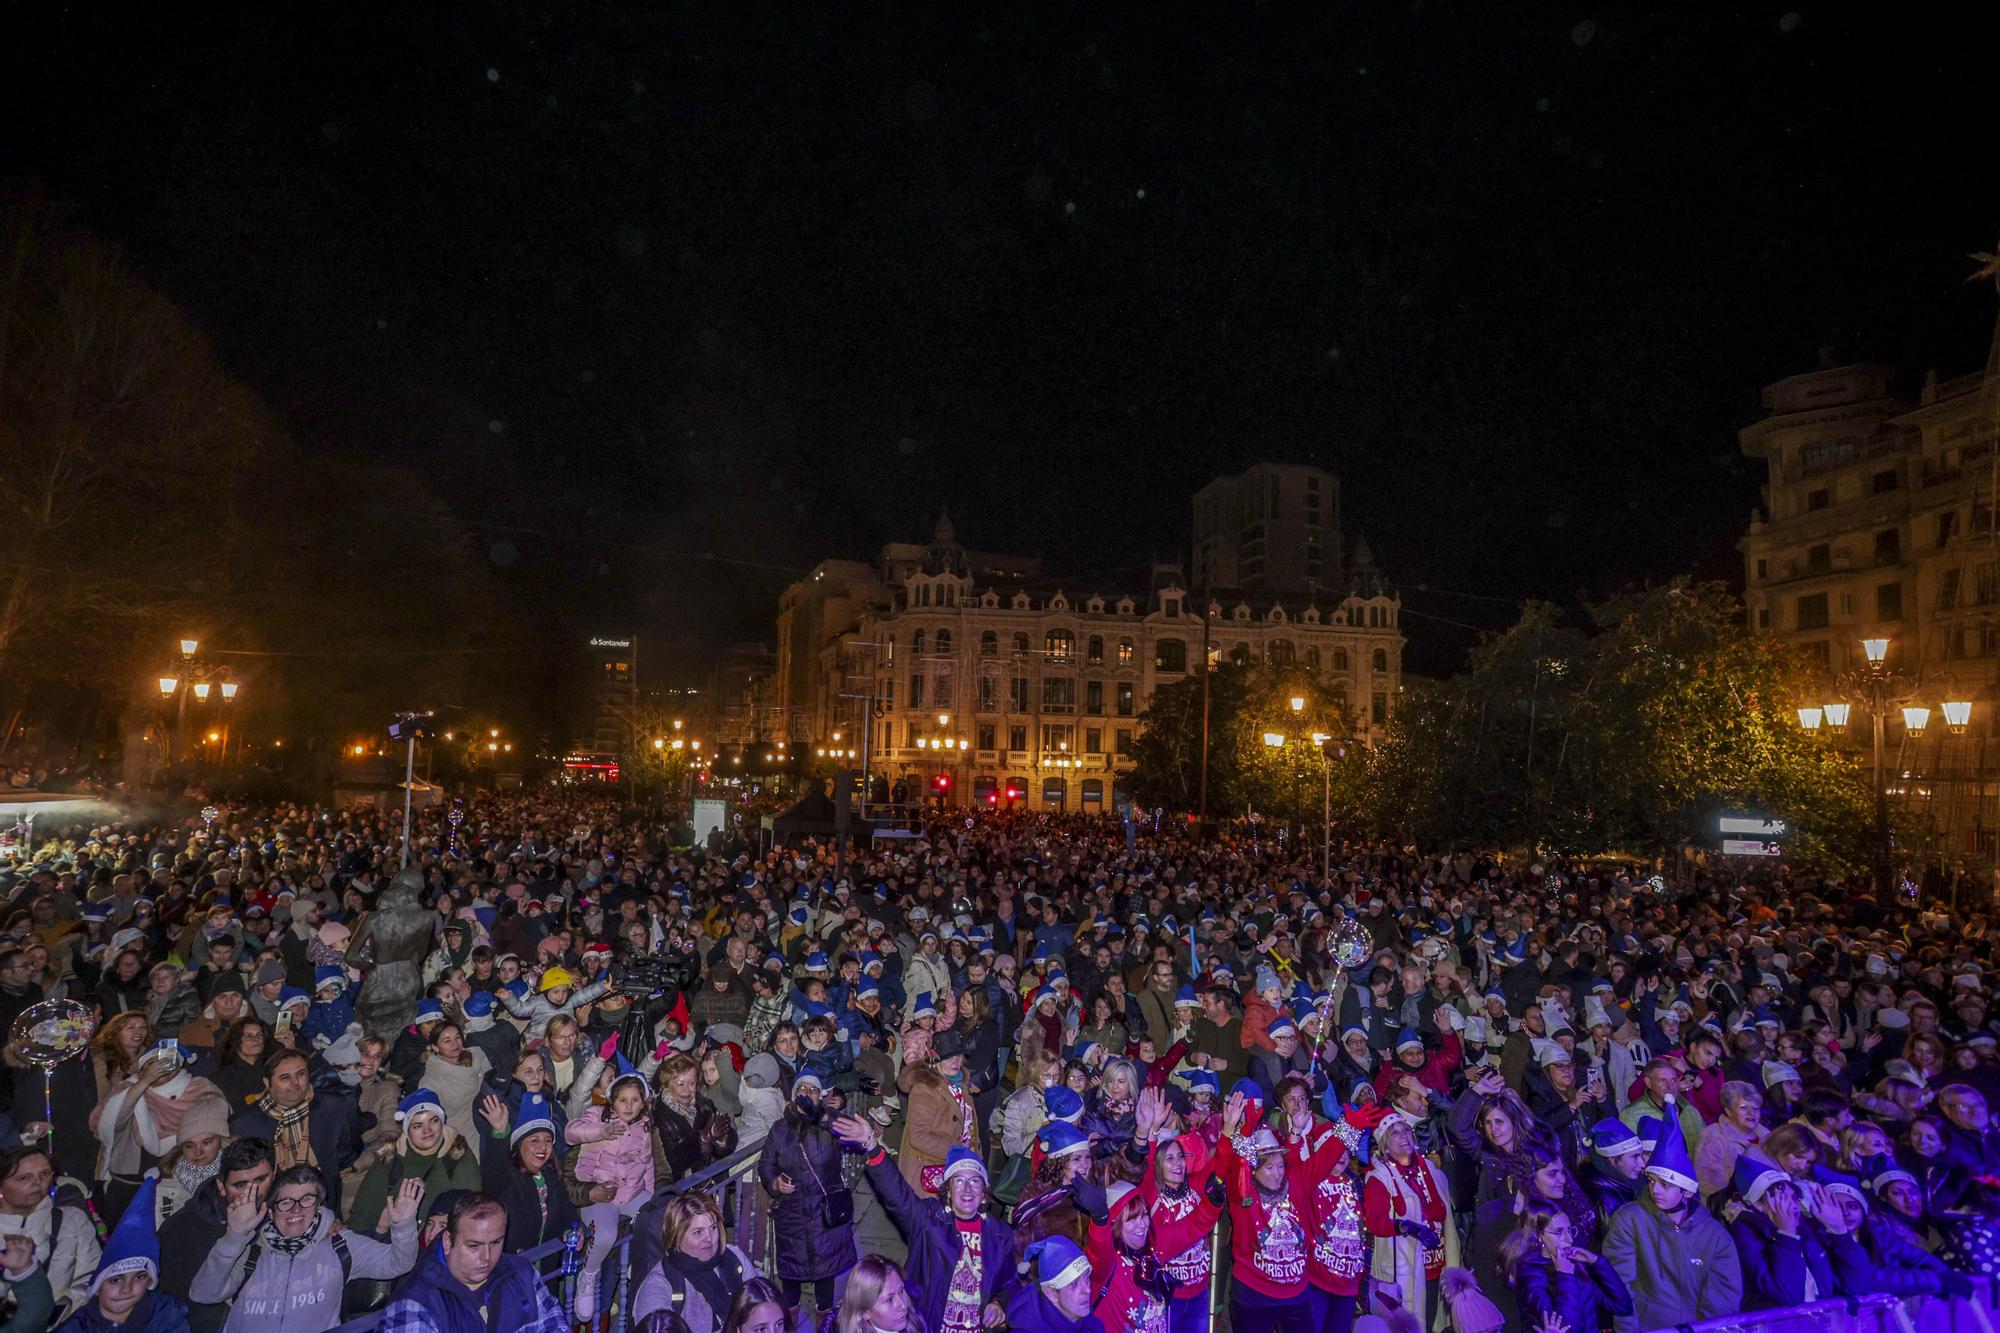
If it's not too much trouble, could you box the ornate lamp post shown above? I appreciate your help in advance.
[1796,636,1971,897]
[154,638,239,771]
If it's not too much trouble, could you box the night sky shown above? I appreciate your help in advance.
[8,5,1999,680]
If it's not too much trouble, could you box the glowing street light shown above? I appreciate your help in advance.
[1902,706,1931,735]
[1862,638,1890,667]
[1944,700,1973,735]
[1796,707,1823,732]
[158,676,179,698]
[192,681,211,701]
[1289,696,1305,713]
[1821,703,1851,731]
[653,738,665,750]
[179,639,199,658]
[219,681,239,701]
[1263,732,1286,748]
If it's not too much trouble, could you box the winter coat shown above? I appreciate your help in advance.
[736,1083,785,1148]
[497,977,609,1040]
[348,1139,483,1232]
[54,1290,191,1333]
[1579,1160,1640,1234]
[477,1122,581,1254]
[1727,1209,1873,1310]
[651,1096,736,1183]
[157,1178,232,1333]
[228,1095,361,1206]
[0,1194,101,1315]
[190,1209,420,1333]
[758,1107,857,1281]
[904,952,952,1012]
[1860,1213,1957,1298]
[864,1150,1016,1333]
[1513,1254,1634,1333]
[1600,1195,1742,1333]
[899,1066,980,1194]
[567,1105,655,1208]
[629,1245,756,1333]
[996,1085,1050,1158]
[0,1266,54,1333]
[378,1236,569,1333]
[1694,1120,1767,1198]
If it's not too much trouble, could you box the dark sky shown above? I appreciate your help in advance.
[7,4,1999,681]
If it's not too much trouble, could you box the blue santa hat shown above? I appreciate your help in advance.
[1043,1085,1084,1123]
[414,998,446,1025]
[396,1088,446,1124]
[1733,1155,1793,1204]
[1267,1016,1298,1041]
[511,1093,556,1145]
[1815,1167,1867,1208]
[1037,1120,1090,1160]
[90,1174,160,1293]
[1230,1078,1264,1106]
[313,965,348,994]
[1181,1069,1221,1098]
[792,1070,825,1098]
[802,1000,834,1020]
[1394,1026,1424,1052]
[1641,1117,1697,1194]
[462,990,496,1019]
[611,1053,647,1092]
[939,1144,987,1186]
[276,986,311,1011]
[1175,985,1198,1008]
[1025,1236,1093,1291]
[857,982,880,1001]
[803,951,830,972]
[502,978,531,1000]
[910,993,938,1021]
[1589,1118,1644,1160]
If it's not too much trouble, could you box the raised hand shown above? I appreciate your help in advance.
[225,1180,267,1235]
[385,1177,426,1227]
[1221,1090,1247,1137]
[830,1113,878,1151]
[479,1093,509,1134]
[1535,1315,1571,1333]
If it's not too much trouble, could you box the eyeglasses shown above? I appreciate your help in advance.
[271,1195,320,1213]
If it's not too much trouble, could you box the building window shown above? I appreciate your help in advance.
[1796,592,1830,630]
[935,629,952,655]
[1877,582,1903,621]
[909,675,924,709]
[885,635,895,666]
[1043,677,1075,710]
[980,630,997,657]
[978,676,997,710]
[1013,632,1030,656]
[1085,680,1104,714]
[1041,724,1073,753]
[1042,777,1067,807]
[1372,693,1387,725]
[912,629,926,655]
[885,678,896,709]
[1046,630,1075,664]
[1305,647,1320,671]
[1755,559,1768,581]
[1117,638,1134,666]
[1230,643,1250,667]
[1873,469,1899,493]
[977,723,996,750]
[1010,677,1029,711]
[1333,647,1349,671]
[933,676,952,706]
[1371,648,1388,673]
[1268,639,1295,666]
[1940,512,1960,547]
[1081,778,1104,807]
[1807,544,1831,572]
[1807,489,1830,511]
[1939,568,1961,610]
[1114,728,1132,755]
[1116,682,1134,716]
[1162,597,1180,617]
[1874,528,1900,563]
[1086,636,1104,665]
[1009,725,1027,751]
[1086,727,1103,754]
[1757,608,1770,629]
[1155,638,1187,672]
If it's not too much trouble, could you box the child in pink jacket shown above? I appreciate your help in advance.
[566,1061,656,1320]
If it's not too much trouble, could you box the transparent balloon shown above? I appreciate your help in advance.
[11,999,97,1071]
[1329,919,1373,970]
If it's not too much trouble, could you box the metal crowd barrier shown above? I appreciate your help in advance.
[1640,1282,1998,1333]
[327,1139,771,1333]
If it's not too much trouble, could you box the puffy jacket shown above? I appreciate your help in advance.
[567,1105,654,1207]
[758,1108,857,1282]
[498,977,609,1039]
[378,1237,567,1333]
[1513,1254,1634,1333]
[1600,1195,1742,1333]
[190,1209,419,1333]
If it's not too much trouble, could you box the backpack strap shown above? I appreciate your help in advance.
[330,1232,353,1286]
[47,1205,60,1251]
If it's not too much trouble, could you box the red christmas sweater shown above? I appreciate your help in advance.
[1084,1216,1170,1333]
[1212,1134,1312,1299]
[1292,1123,1368,1296]
[1138,1132,1226,1298]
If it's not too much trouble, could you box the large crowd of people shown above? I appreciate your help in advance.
[0,793,1991,1333]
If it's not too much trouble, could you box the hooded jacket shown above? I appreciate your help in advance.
[189,1207,419,1333]
[157,1178,232,1333]
[1726,1207,1873,1311]
[1001,1280,1105,1333]
[1600,1194,1742,1333]
[53,1289,191,1333]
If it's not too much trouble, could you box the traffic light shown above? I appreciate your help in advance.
[934,774,950,791]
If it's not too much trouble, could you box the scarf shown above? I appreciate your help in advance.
[661,1091,699,1124]
[258,1089,318,1171]
[262,1206,327,1257]
[666,1248,734,1320]
[175,1156,221,1198]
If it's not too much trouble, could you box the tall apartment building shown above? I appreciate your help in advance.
[580,635,637,759]
[771,489,1402,813]
[1739,329,2000,861]
[1192,463,1341,594]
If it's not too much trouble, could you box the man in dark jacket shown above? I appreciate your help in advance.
[158,1138,274,1333]
[379,1193,568,1333]
[1004,1236,1106,1333]
[227,1048,360,1204]
[833,1116,1016,1333]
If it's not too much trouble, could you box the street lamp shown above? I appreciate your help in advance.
[192,681,211,701]
[1798,635,1971,899]
[179,639,199,658]
[1289,696,1305,713]
[1263,732,1285,748]
[219,681,238,701]
[158,676,179,698]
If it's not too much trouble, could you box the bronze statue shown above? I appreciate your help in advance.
[344,867,435,1037]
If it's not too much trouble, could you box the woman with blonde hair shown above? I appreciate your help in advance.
[830,1254,923,1333]
[88,1011,152,1097]
[633,1192,758,1333]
